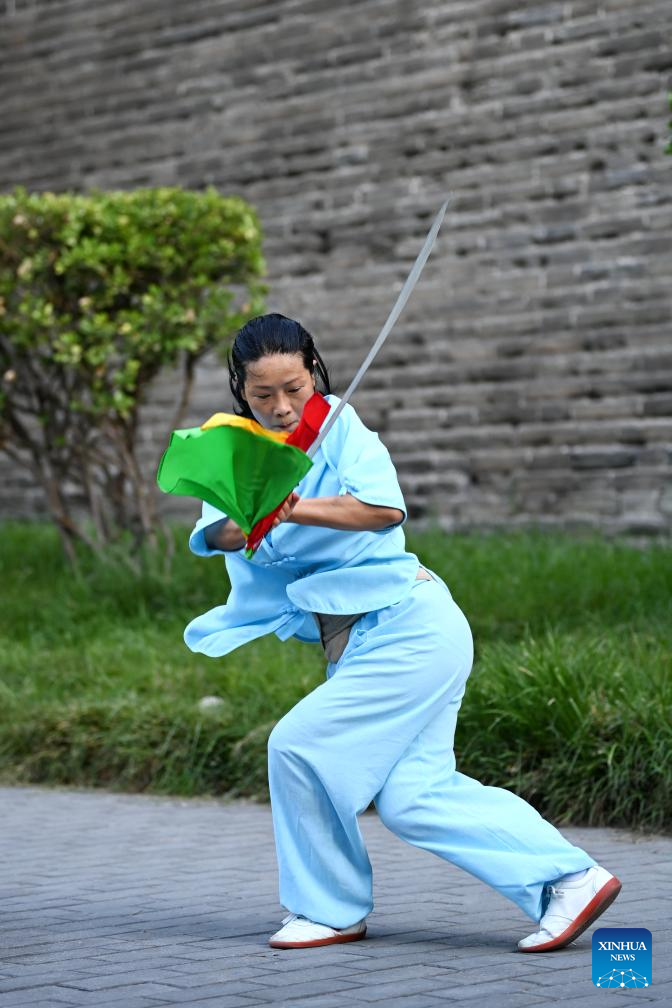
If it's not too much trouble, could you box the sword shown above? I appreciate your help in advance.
[306,196,450,459]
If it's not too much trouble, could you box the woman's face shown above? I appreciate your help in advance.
[242,353,316,433]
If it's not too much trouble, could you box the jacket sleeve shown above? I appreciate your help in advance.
[320,402,407,529]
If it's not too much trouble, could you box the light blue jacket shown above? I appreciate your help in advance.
[185,395,421,657]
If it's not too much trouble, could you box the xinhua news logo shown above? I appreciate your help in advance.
[592,928,652,989]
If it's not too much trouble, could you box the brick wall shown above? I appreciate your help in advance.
[1,0,671,532]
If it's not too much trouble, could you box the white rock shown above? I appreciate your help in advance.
[198,695,226,710]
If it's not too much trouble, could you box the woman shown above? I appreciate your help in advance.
[185,313,621,952]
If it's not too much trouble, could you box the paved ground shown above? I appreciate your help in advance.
[0,787,669,1008]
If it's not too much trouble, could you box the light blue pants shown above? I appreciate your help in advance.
[267,574,595,929]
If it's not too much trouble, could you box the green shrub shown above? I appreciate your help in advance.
[0,187,265,563]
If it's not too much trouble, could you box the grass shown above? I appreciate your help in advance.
[0,521,670,832]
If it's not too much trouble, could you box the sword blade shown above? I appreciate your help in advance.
[306,196,451,459]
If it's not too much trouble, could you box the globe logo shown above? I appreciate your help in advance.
[596,967,649,988]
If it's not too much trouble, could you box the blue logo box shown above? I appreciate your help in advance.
[592,927,652,989]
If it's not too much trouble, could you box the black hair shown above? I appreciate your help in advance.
[227,312,331,419]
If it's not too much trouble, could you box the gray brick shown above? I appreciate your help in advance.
[0,787,669,1007]
[0,990,78,1006]
[163,999,262,1008]
[1,0,672,534]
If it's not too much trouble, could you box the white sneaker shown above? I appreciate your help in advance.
[518,865,622,952]
[268,912,367,949]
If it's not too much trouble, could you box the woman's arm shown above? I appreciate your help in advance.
[288,494,403,532]
[203,492,402,549]
[203,517,246,551]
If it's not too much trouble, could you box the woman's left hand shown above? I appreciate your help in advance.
[271,491,301,528]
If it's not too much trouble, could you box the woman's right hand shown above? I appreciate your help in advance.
[205,517,246,552]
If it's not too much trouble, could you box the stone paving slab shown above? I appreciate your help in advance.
[0,786,669,1007]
